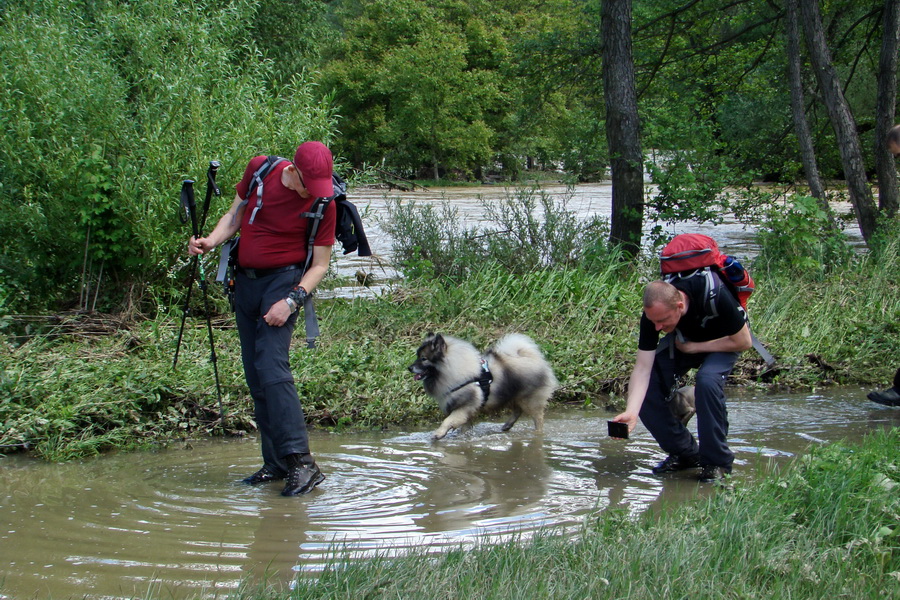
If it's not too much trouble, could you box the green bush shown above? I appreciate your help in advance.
[379,185,614,281]
[754,194,855,277]
[0,0,338,314]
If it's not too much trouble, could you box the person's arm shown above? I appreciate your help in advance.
[188,193,245,255]
[611,349,656,433]
[675,322,752,354]
[263,243,333,327]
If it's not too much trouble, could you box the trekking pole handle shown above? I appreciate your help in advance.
[207,161,221,197]
[180,179,198,238]
[200,161,221,234]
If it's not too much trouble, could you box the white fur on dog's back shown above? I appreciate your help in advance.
[492,333,547,361]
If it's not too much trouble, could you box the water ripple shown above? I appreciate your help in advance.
[1,390,898,599]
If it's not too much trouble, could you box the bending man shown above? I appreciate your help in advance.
[612,279,751,482]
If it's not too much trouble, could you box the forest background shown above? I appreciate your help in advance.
[1,0,898,316]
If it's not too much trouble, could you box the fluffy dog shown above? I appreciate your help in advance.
[409,333,558,440]
[669,385,696,425]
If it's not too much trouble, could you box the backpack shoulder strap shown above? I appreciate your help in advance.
[700,268,720,327]
[297,196,333,350]
[235,155,287,225]
[300,196,332,273]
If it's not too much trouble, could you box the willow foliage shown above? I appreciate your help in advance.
[0,0,338,314]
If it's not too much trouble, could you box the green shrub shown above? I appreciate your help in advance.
[0,0,338,314]
[379,185,614,281]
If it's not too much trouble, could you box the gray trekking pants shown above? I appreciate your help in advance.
[639,344,739,470]
[234,269,310,475]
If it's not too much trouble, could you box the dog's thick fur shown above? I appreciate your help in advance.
[409,333,558,440]
[669,385,696,425]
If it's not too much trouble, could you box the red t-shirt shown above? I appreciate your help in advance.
[234,156,337,269]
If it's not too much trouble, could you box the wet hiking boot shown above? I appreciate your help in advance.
[652,453,700,474]
[698,465,731,483]
[867,387,900,407]
[281,453,325,496]
[242,465,285,485]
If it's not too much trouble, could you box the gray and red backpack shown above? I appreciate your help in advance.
[659,233,773,365]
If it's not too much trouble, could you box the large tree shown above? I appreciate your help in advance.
[874,0,900,216]
[318,0,516,178]
[784,0,826,206]
[798,0,880,244]
[602,0,643,255]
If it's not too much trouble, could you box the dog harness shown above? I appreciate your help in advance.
[447,359,493,406]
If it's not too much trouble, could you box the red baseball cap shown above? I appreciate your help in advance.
[293,141,334,198]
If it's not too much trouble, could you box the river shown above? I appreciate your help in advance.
[1,388,898,599]
[329,181,864,291]
[0,183,878,599]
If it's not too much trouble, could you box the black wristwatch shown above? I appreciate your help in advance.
[284,286,308,313]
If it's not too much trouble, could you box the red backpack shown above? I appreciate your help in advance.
[659,233,754,310]
[659,233,774,366]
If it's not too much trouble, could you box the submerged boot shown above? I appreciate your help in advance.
[281,453,325,496]
[698,464,731,483]
[242,465,285,485]
[867,387,900,407]
[652,453,701,474]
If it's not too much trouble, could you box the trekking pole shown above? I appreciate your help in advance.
[173,163,225,418]
[173,179,198,370]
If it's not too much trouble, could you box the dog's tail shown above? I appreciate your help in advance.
[492,333,546,360]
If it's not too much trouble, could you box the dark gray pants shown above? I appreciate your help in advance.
[639,344,738,470]
[234,269,310,475]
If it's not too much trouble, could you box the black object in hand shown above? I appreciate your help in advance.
[607,420,629,439]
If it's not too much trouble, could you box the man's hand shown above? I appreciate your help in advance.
[675,323,752,354]
[611,411,639,435]
[263,300,293,327]
[674,338,701,354]
[188,236,213,256]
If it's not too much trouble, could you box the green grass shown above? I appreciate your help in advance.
[2,240,900,461]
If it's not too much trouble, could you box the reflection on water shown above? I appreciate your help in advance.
[1,388,897,599]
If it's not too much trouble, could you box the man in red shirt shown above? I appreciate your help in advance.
[189,141,336,495]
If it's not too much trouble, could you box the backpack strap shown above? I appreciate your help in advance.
[234,155,287,225]
[663,268,720,327]
[295,195,334,349]
[300,197,332,274]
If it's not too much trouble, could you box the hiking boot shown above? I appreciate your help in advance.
[867,387,900,407]
[281,463,325,496]
[652,453,701,474]
[698,465,730,483]
[242,465,284,485]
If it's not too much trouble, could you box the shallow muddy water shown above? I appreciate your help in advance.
[2,387,897,599]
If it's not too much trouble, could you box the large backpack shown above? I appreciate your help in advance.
[659,233,774,366]
[217,155,372,348]
[660,233,753,312]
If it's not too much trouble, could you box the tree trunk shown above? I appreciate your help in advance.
[785,0,827,206]
[602,0,643,257]
[875,0,900,216]
[799,0,879,244]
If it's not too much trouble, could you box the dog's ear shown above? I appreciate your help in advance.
[429,334,445,353]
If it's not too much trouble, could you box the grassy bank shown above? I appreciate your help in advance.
[232,428,900,598]
[1,237,899,461]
